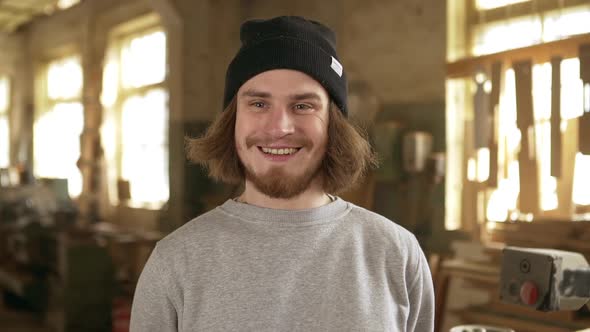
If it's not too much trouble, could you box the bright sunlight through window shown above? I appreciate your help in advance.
[0,76,9,168]
[472,16,542,56]
[57,0,80,9]
[532,63,558,211]
[573,153,590,206]
[485,68,522,222]
[101,27,168,209]
[446,1,590,229]
[472,5,590,56]
[484,58,590,220]
[121,31,166,89]
[475,0,530,10]
[34,56,83,197]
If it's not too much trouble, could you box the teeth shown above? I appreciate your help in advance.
[261,147,299,155]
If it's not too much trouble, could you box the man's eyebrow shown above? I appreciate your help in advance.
[240,89,271,98]
[289,92,322,102]
[240,90,322,101]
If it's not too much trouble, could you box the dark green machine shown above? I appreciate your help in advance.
[1,184,116,332]
[63,243,115,332]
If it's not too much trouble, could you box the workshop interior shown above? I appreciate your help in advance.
[1,0,590,331]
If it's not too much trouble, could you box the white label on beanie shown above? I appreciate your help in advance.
[331,56,343,77]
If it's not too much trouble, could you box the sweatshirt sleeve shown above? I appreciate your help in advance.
[130,244,179,332]
[406,238,435,332]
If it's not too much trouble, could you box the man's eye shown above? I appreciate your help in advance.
[294,104,312,111]
[251,101,266,108]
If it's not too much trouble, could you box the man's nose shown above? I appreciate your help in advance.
[263,106,295,137]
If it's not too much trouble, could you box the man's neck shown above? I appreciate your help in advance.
[238,181,332,210]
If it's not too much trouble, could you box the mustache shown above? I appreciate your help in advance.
[245,134,313,149]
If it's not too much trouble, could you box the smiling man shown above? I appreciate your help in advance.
[130,16,434,332]
[235,70,331,208]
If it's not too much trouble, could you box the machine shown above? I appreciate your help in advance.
[500,246,590,311]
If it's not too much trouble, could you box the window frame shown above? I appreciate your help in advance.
[37,54,84,112]
[33,52,84,197]
[446,0,590,233]
[102,15,169,210]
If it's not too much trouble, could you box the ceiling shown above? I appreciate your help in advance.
[0,0,80,33]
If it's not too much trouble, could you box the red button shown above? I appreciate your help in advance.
[520,281,539,305]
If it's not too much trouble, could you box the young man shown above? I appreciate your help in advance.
[130,16,434,332]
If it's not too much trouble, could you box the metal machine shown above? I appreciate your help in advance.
[500,246,590,311]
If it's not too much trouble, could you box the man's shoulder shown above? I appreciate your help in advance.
[155,206,225,253]
[343,201,419,247]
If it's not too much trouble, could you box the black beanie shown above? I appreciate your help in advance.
[223,16,348,116]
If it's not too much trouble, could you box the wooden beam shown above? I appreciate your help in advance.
[487,61,501,188]
[447,33,590,78]
[551,57,562,178]
[473,80,489,149]
[462,114,479,235]
[581,44,590,82]
[514,60,540,215]
[580,110,590,155]
[555,118,577,217]
[581,116,590,153]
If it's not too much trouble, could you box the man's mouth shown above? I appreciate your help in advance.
[258,147,301,155]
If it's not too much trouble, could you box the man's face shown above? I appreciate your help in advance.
[235,69,330,199]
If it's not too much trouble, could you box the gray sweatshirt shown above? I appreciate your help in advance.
[130,197,434,332]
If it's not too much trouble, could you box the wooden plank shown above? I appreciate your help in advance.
[488,61,502,188]
[474,80,490,149]
[447,33,590,78]
[463,110,479,234]
[485,219,590,257]
[556,118,577,217]
[489,62,502,111]
[513,60,540,214]
[514,61,535,132]
[581,113,590,155]
[434,270,450,332]
[580,44,590,82]
[491,219,582,234]
[462,180,480,235]
[486,300,577,323]
[551,57,562,178]
[458,308,586,332]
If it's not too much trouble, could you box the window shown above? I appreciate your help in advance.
[475,0,530,10]
[471,4,590,56]
[484,59,585,220]
[446,1,590,230]
[57,0,80,9]
[0,76,9,168]
[101,22,168,209]
[34,56,83,197]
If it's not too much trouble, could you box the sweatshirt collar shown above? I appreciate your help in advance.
[218,196,350,225]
